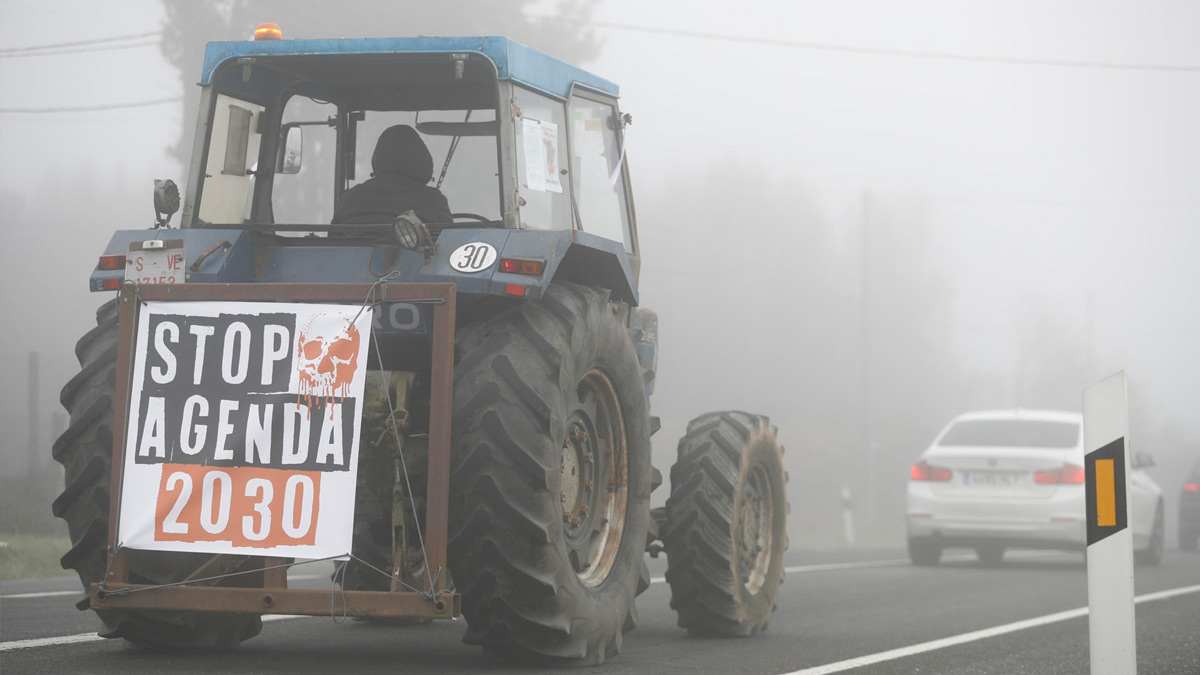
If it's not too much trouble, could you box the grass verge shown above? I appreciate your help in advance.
[0,534,72,580]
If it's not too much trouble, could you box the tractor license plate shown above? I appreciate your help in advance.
[127,239,185,284]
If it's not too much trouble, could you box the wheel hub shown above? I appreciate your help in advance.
[560,369,629,588]
[561,422,594,532]
[736,464,774,595]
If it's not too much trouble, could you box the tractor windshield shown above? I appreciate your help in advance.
[193,52,502,229]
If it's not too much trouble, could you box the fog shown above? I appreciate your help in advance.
[2,0,1197,547]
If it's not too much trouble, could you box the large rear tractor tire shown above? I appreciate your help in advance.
[663,412,788,636]
[52,299,262,649]
[448,282,653,664]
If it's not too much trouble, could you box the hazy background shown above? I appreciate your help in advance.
[2,0,1197,548]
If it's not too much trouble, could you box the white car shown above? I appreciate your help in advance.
[906,409,1164,566]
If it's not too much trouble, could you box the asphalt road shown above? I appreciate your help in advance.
[3,548,1199,674]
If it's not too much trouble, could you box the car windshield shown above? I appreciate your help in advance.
[939,419,1080,448]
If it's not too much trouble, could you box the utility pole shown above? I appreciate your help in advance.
[860,192,875,538]
[28,351,39,477]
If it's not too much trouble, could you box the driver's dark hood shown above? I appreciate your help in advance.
[372,124,433,183]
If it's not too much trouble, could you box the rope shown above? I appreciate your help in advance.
[361,277,440,600]
[96,549,349,597]
[330,560,349,623]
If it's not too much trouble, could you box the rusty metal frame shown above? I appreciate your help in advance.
[92,282,459,620]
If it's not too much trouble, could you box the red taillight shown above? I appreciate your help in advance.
[504,284,526,297]
[1034,463,1086,485]
[98,254,126,271]
[99,278,122,290]
[1184,482,1199,493]
[910,460,952,482]
[499,258,545,276]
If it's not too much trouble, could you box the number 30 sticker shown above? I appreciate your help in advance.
[449,242,498,273]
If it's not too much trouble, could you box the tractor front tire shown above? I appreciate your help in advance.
[448,282,653,664]
[663,412,788,636]
[52,299,262,650]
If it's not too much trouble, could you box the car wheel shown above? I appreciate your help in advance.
[975,544,1005,566]
[1135,502,1164,565]
[908,537,942,566]
[1181,528,1199,552]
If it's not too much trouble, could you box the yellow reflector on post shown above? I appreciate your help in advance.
[1095,459,1117,527]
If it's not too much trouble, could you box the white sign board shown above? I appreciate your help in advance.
[521,118,562,193]
[1082,371,1137,675]
[117,301,372,559]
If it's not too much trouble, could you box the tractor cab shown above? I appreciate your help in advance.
[188,33,636,259]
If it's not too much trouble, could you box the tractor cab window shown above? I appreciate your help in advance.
[197,53,503,229]
[271,96,337,225]
[197,94,264,225]
[345,108,501,224]
[567,95,633,252]
[513,86,570,230]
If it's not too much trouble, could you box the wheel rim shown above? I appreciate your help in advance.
[560,368,628,588]
[736,462,774,595]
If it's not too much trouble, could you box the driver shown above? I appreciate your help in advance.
[332,124,452,225]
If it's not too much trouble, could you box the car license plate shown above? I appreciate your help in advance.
[127,239,185,284]
[963,471,1024,487]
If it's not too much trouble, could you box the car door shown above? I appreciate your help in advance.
[1127,460,1162,547]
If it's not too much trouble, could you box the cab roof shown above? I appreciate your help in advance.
[200,36,618,101]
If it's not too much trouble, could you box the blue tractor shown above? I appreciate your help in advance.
[55,29,788,664]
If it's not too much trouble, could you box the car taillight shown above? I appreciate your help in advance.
[1034,463,1086,485]
[1184,482,1199,493]
[910,460,952,482]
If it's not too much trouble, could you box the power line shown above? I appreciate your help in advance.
[0,39,161,59]
[0,30,159,54]
[0,97,182,114]
[559,17,1200,73]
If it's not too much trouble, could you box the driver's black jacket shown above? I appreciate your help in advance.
[332,173,452,225]
[332,124,453,226]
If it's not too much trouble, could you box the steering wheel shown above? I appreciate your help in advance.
[451,213,491,223]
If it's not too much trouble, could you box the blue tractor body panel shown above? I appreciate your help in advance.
[200,36,618,101]
[92,36,640,316]
[91,228,637,305]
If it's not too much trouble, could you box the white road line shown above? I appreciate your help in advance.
[1,590,82,600]
[262,614,307,623]
[0,633,105,652]
[647,551,1061,584]
[0,614,307,652]
[783,582,1200,675]
[649,557,915,584]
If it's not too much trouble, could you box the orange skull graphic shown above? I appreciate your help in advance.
[296,314,361,408]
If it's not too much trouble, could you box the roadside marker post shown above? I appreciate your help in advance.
[1082,372,1136,675]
